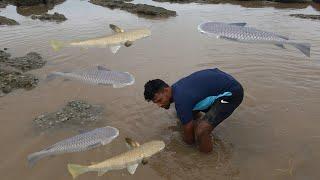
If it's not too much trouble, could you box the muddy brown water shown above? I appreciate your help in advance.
[0,0,320,179]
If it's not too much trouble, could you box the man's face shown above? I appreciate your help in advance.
[152,89,171,109]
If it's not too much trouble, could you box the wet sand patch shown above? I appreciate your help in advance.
[0,1,8,8]
[0,65,38,96]
[290,14,320,20]
[0,51,46,72]
[0,50,46,96]
[33,100,104,132]
[90,0,176,18]
[31,12,67,22]
[0,15,19,25]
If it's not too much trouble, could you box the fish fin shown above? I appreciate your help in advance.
[127,163,139,175]
[124,41,133,47]
[97,66,111,71]
[289,42,311,57]
[98,169,108,176]
[219,36,238,41]
[142,158,148,165]
[101,139,112,145]
[45,71,72,83]
[125,138,140,149]
[87,142,101,150]
[109,24,124,33]
[43,144,56,151]
[50,40,65,51]
[228,23,247,27]
[277,35,289,40]
[45,73,58,82]
[112,83,126,88]
[110,45,121,54]
[275,44,285,49]
[67,164,88,179]
[78,129,87,134]
[27,151,47,167]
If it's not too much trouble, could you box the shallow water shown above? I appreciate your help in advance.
[0,0,320,179]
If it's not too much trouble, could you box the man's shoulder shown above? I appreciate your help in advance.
[172,83,185,99]
[172,81,192,105]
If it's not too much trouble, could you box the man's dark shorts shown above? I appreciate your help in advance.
[195,83,244,128]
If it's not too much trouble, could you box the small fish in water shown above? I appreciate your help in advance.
[50,24,151,54]
[67,138,165,179]
[47,65,135,88]
[198,22,311,57]
[27,126,119,167]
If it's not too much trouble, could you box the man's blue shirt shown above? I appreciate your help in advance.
[172,68,239,125]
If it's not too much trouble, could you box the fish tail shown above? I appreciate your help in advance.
[67,164,89,179]
[27,151,47,167]
[289,42,311,57]
[45,72,64,82]
[50,40,65,51]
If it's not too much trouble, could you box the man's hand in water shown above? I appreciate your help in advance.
[180,110,204,145]
[182,121,195,145]
[182,118,214,153]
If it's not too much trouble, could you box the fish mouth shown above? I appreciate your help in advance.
[103,126,120,138]
[198,22,210,34]
[160,141,166,148]
[100,126,119,145]
[124,72,135,86]
[154,140,166,150]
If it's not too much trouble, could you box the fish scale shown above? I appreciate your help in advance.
[46,128,112,153]
[27,126,119,166]
[49,66,135,87]
[198,22,311,57]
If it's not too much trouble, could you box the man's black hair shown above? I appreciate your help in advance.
[144,79,169,101]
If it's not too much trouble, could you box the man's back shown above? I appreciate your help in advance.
[172,68,240,124]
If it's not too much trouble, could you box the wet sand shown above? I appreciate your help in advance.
[0,0,320,179]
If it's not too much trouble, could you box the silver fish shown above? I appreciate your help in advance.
[27,126,119,167]
[47,66,135,88]
[67,138,165,179]
[50,24,151,54]
[198,22,311,57]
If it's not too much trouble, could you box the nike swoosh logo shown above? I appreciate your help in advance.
[220,100,229,104]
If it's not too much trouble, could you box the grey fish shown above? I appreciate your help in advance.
[198,22,311,57]
[47,66,135,88]
[50,24,151,54]
[67,138,165,179]
[27,126,119,167]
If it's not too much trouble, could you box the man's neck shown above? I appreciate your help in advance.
[169,87,174,103]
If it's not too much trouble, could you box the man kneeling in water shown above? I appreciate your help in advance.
[144,68,243,153]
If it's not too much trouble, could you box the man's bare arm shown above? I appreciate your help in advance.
[182,120,195,145]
